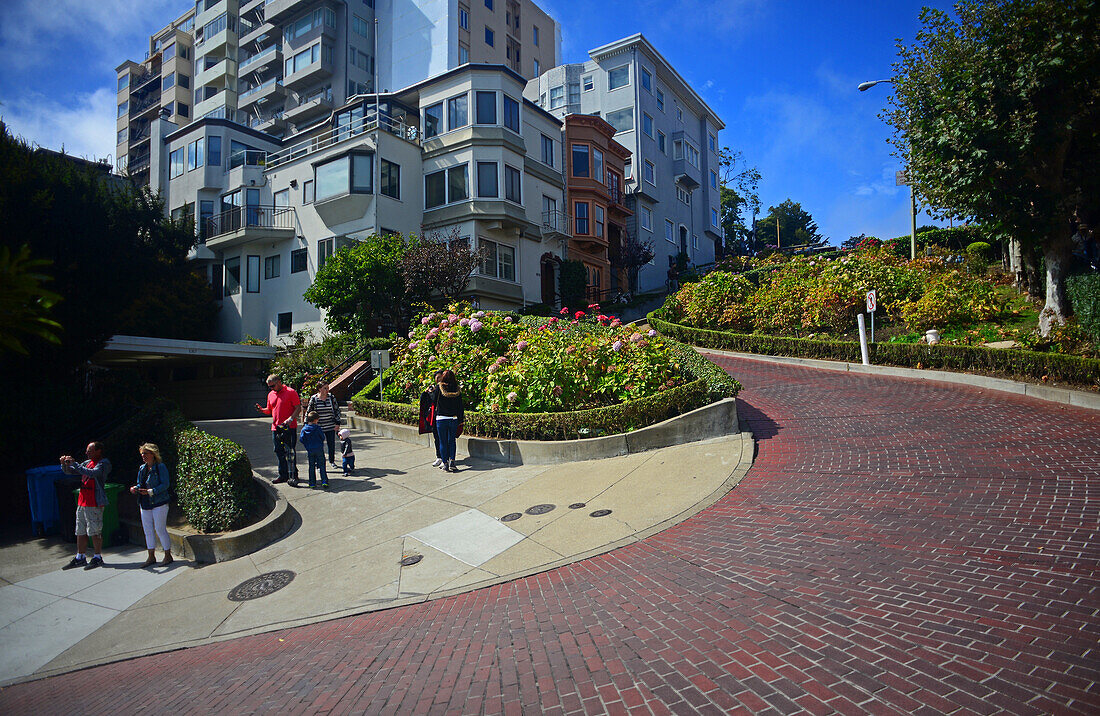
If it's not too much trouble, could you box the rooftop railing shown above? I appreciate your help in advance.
[228,148,268,169]
[264,110,419,170]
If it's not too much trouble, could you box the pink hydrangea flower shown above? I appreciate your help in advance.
[648,329,657,337]
[630,332,643,343]
[427,328,439,338]
[470,320,483,333]
[612,341,623,351]
[460,318,470,326]
[473,311,485,318]
[488,364,499,374]
[409,341,418,349]
[588,303,600,310]
[507,391,518,402]
[421,317,430,325]
[504,316,513,323]
[516,340,528,350]
[565,345,576,354]
[610,319,622,328]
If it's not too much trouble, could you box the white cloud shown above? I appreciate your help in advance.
[854,162,904,198]
[3,88,118,162]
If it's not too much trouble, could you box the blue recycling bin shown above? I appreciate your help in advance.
[26,465,68,535]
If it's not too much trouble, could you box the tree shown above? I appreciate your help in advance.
[400,229,484,306]
[611,231,655,292]
[0,245,63,355]
[717,148,761,255]
[304,233,409,338]
[753,199,825,252]
[886,0,1100,335]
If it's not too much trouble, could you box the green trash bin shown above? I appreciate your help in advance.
[73,483,126,548]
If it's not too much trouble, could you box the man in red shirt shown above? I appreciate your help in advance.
[255,373,302,484]
[60,442,113,570]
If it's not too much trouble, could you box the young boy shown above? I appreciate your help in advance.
[339,428,355,476]
[299,411,328,489]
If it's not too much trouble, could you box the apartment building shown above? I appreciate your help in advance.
[526,34,724,294]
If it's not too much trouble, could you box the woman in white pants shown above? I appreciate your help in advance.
[132,443,173,567]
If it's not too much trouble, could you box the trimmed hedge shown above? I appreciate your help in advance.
[1068,272,1100,340]
[103,399,255,533]
[648,311,1100,389]
[349,336,741,441]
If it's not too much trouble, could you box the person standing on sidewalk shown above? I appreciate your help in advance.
[60,442,112,570]
[131,443,173,568]
[432,370,464,473]
[306,382,341,468]
[419,369,445,467]
[299,411,328,489]
[255,374,302,484]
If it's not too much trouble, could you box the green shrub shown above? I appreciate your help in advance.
[965,241,993,274]
[269,330,389,394]
[1067,272,1100,340]
[900,270,1001,330]
[649,312,1100,389]
[558,260,587,309]
[104,399,255,533]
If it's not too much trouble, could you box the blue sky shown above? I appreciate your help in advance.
[0,0,953,245]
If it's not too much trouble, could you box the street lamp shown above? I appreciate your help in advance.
[859,78,917,260]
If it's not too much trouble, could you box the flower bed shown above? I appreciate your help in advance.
[350,303,739,440]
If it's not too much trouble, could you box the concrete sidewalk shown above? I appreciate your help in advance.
[0,418,751,685]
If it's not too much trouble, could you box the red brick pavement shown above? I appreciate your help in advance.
[4,356,1099,715]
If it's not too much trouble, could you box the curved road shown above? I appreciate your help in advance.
[4,356,1098,714]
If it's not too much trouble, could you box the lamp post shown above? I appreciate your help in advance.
[859,79,917,260]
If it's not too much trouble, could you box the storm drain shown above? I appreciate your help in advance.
[500,513,522,522]
[525,504,555,515]
[400,554,423,567]
[589,509,613,518]
[228,570,295,601]
[568,503,587,509]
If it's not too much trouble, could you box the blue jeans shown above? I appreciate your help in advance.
[307,450,327,486]
[432,425,442,459]
[342,456,355,474]
[273,429,297,481]
[435,419,458,463]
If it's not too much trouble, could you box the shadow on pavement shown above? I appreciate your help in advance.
[736,397,779,441]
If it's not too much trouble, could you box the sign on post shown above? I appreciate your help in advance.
[865,290,877,343]
[895,170,909,186]
[370,350,391,402]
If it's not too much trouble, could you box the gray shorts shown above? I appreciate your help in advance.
[75,506,104,536]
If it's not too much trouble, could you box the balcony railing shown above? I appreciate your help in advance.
[240,77,281,101]
[240,44,277,71]
[265,110,419,170]
[228,148,268,169]
[542,210,569,234]
[206,205,295,238]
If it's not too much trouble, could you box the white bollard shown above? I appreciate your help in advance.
[857,314,871,366]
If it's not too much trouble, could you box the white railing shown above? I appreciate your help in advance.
[265,110,420,170]
[240,77,281,100]
[240,44,277,71]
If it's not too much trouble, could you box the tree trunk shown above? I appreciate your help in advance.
[1022,247,1044,300]
[1007,236,1025,290]
[1038,231,1074,336]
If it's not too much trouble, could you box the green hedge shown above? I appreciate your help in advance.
[1068,272,1100,340]
[104,399,255,533]
[349,336,740,441]
[648,312,1100,389]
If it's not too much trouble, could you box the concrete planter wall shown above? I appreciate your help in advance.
[348,397,740,465]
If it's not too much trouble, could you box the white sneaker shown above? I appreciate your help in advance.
[432,458,443,467]
[448,460,456,472]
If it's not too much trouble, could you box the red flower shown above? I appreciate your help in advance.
[560,307,570,315]
[574,310,585,320]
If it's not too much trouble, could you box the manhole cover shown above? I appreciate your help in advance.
[501,513,522,522]
[589,509,613,518]
[227,570,295,602]
[400,555,423,567]
[525,504,555,515]
[568,502,587,509]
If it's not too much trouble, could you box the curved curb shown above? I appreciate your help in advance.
[348,397,740,464]
[181,475,297,564]
[703,348,1100,411]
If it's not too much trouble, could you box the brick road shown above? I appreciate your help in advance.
[4,356,1099,714]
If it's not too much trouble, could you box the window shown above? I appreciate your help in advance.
[178,75,190,90]
[574,202,589,234]
[459,44,469,64]
[685,143,700,168]
[118,74,130,92]
[479,239,515,281]
[595,205,604,238]
[605,108,633,133]
[303,179,315,203]
[582,75,593,92]
[712,208,720,228]
[247,255,261,293]
[485,0,492,8]
[709,133,717,152]
[677,186,690,204]
[608,66,629,90]
[655,88,664,111]
[673,140,683,160]
[641,68,652,91]
[381,159,400,199]
[447,94,468,130]
[199,200,214,239]
[568,83,580,105]
[665,219,675,243]
[425,171,446,208]
[475,91,496,124]
[624,158,632,179]
[169,148,184,178]
[176,102,189,118]
[502,95,519,132]
[425,165,469,208]
[291,248,308,273]
[285,44,321,75]
[644,160,655,185]
[693,234,699,249]
[533,25,539,45]
[186,138,204,171]
[504,165,521,203]
[485,27,494,46]
[658,131,666,154]
[354,14,370,36]
[533,59,539,75]
[593,148,604,184]
[549,86,564,109]
[117,129,126,145]
[224,257,241,296]
[277,312,292,335]
[642,113,653,138]
[274,188,289,207]
[710,171,718,190]
[315,154,372,201]
[571,144,589,177]
[163,73,176,91]
[318,238,334,269]
[676,106,683,122]
[448,165,469,202]
[265,254,281,279]
[423,102,443,138]
[118,100,128,118]
[208,135,221,167]
[459,7,468,29]
[541,134,554,166]
[640,206,652,231]
[477,162,498,197]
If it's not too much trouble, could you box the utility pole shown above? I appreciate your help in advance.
[776,217,780,251]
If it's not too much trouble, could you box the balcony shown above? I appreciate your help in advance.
[194,88,238,119]
[265,109,420,170]
[127,153,151,174]
[250,111,287,135]
[264,0,322,25]
[196,57,236,87]
[239,44,280,74]
[239,78,285,108]
[131,70,162,93]
[129,95,160,118]
[205,205,296,250]
[228,148,269,170]
[282,57,333,91]
[282,93,332,123]
[240,20,276,47]
[541,210,569,240]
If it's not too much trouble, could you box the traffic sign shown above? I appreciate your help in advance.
[895,170,909,186]
[866,290,877,313]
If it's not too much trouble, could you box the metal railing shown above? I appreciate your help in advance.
[129,96,158,116]
[240,44,277,71]
[127,154,151,173]
[265,110,420,170]
[240,77,281,100]
[206,205,295,238]
[228,148,268,169]
[542,210,569,233]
